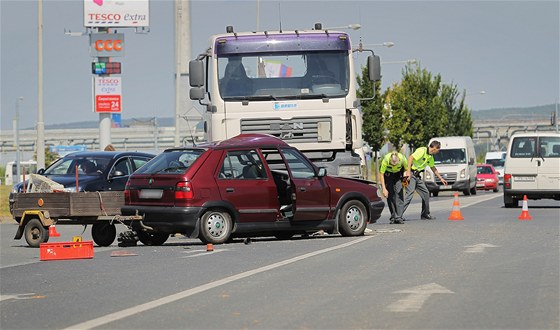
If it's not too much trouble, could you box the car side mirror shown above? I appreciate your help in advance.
[317,167,327,177]
[111,170,125,177]
[37,168,45,175]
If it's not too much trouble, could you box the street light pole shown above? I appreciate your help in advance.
[15,97,24,184]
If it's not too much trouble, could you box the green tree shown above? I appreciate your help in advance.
[441,84,474,137]
[385,65,447,150]
[34,147,58,168]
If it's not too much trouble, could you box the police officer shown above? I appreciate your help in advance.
[379,151,408,224]
[402,140,448,220]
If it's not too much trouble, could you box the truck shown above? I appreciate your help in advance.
[484,151,506,184]
[188,23,381,180]
[424,136,478,196]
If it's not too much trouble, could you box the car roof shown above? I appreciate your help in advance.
[166,134,290,152]
[62,151,155,158]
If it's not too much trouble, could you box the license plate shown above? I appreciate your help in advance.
[139,189,163,199]
[476,183,484,187]
[439,185,452,190]
[514,176,535,182]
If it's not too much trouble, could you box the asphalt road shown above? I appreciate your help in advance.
[1,190,558,330]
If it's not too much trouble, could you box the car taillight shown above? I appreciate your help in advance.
[504,174,512,189]
[124,181,131,201]
[175,181,193,199]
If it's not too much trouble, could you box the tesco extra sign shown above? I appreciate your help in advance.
[84,0,149,28]
[90,33,124,57]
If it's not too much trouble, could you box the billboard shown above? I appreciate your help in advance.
[94,77,122,113]
[84,0,149,27]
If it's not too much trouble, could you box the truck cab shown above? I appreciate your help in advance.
[189,24,380,180]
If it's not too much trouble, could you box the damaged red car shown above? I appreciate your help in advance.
[122,134,384,245]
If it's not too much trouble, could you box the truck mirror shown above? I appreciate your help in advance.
[190,87,205,101]
[189,60,204,87]
[368,55,381,81]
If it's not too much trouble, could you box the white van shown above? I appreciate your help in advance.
[503,132,560,207]
[4,160,37,185]
[485,151,506,184]
[424,136,477,196]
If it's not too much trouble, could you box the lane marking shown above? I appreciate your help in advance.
[387,283,454,312]
[64,236,372,330]
[464,243,499,253]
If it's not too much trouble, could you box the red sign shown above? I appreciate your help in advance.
[96,95,121,113]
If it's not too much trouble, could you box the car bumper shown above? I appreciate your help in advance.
[368,200,385,223]
[121,205,203,236]
[503,189,560,201]
[426,179,470,192]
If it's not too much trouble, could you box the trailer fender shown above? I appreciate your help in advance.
[14,210,54,240]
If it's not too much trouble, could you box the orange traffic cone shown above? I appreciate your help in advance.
[49,225,61,237]
[518,195,532,220]
[206,243,214,252]
[448,192,464,221]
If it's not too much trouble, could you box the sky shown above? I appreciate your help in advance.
[1,0,559,131]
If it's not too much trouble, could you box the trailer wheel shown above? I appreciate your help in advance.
[91,223,116,247]
[199,209,232,244]
[137,231,169,246]
[24,218,49,248]
[338,200,367,236]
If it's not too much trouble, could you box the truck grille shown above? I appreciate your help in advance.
[240,117,332,143]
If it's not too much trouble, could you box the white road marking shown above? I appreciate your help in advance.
[0,293,38,302]
[464,243,499,253]
[387,283,454,312]
[64,236,372,330]
[181,249,229,258]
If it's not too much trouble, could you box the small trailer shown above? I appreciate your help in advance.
[10,191,142,247]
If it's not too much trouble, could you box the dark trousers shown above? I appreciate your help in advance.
[385,172,404,220]
[403,173,431,218]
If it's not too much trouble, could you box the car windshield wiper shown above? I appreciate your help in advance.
[224,95,278,101]
[294,93,330,100]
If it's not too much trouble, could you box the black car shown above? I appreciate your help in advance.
[12,151,155,193]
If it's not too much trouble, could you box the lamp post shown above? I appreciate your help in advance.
[15,97,24,184]
[381,59,417,65]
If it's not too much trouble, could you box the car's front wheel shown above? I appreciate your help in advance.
[338,200,367,236]
[199,209,232,244]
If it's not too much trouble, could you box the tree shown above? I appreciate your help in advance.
[357,65,384,181]
[385,64,447,150]
[441,83,474,137]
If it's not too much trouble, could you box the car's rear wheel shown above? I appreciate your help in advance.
[92,223,116,247]
[24,218,49,248]
[338,200,367,236]
[137,231,169,246]
[199,209,232,244]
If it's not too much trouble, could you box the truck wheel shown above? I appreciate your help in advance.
[137,231,169,246]
[91,223,116,247]
[199,210,232,244]
[463,189,471,196]
[470,185,477,195]
[432,191,439,197]
[24,218,49,248]
[338,200,367,236]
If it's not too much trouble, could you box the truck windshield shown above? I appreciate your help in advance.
[217,51,349,100]
[434,149,466,165]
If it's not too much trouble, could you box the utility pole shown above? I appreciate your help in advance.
[15,97,23,182]
[37,0,45,169]
[174,0,192,147]
[98,27,112,150]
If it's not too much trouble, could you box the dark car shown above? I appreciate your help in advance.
[476,164,499,192]
[122,134,385,245]
[11,151,155,193]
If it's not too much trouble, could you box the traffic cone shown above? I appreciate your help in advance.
[49,225,61,237]
[448,192,464,221]
[206,243,214,252]
[518,195,532,220]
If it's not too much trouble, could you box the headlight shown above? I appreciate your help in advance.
[460,168,466,178]
[338,165,361,177]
